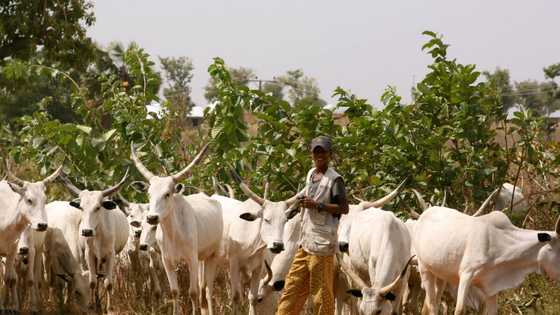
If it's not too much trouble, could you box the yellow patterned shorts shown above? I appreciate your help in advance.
[275,248,334,315]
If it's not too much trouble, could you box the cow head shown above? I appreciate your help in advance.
[345,256,414,315]
[61,170,128,237]
[537,216,560,281]
[257,259,286,304]
[338,179,407,253]
[5,164,63,231]
[57,270,92,310]
[139,218,158,251]
[230,169,302,254]
[115,193,148,239]
[130,143,209,225]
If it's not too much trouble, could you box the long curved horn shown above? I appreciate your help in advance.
[102,168,129,197]
[59,174,82,196]
[42,165,64,184]
[5,161,25,185]
[339,258,367,289]
[352,193,366,204]
[263,260,273,286]
[285,185,305,205]
[264,180,270,200]
[407,207,421,219]
[555,216,559,235]
[472,187,500,217]
[379,255,416,295]
[440,190,447,207]
[229,168,265,205]
[362,178,408,209]
[130,142,155,180]
[225,184,235,199]
[172,143,210,182]
[212,176,225,195]
[411,189,429,211]
[116,192,130,208]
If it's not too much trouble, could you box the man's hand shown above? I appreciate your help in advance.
[300,196,318,210]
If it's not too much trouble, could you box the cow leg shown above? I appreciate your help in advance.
[247,265,263,315]
[454,272,474,315]
[187,257,200,315]
[4,254,19,311]
[84,248,97,308]
[482,295,497,315]
[229,259,243,315]
[201,259,218,315]
[148,251,162,299]
[162,257,180,315]
[419,265,438,315]
[104,254,116,313]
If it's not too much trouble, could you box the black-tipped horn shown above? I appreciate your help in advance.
[59,174,82,196]
[229,168,265,205]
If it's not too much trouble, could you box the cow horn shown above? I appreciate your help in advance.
[440,190,447,207]
[229,168,265,205]
[379,255,416,295]
[555,216,560,235]
[130,142,155,180]
[172,143,210,182]
[339,258,367,290]
[285,184,305,205]
[225,184,235,199]
[264,180,270,200]
[212,176,225,196]
[102,168,129,197]
[263,260,273,286]
[116,192,130,208]
[352,194,366,204]
[5,160,25,186]
[472,187,501,217]
[411,189,429,211]
[42,164,64,184]
[59,174,82,196]
[361,178,408,209]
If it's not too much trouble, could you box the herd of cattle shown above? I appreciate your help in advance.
[0,142,558,315]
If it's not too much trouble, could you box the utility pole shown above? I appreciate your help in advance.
[248,78,279,91]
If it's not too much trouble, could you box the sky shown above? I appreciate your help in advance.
[88,0,560,108]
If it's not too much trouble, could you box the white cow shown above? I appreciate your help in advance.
[43,201,91,311]
[131,142,223,315]
[60,172,130,312]
[414,206,560,315]
[117,194,163,299]
[341,208,413,315]
[0,165,62,310]
[15,225,46,313]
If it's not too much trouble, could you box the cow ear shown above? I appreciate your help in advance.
[7,182,25,196]
[102,200,117,210]
[273,280,285,291]
[347,289,363,298]
[175,183,184,194]
[240,212,259,221]
[131,181,148,192]
[286,209,300,220]
[383,292,396,301]
[69,199,82,210]
[538,233,552,242]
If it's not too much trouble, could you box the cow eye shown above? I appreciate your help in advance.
[165,193,170,198]
[263,218,271,224]
[26,198,33,205]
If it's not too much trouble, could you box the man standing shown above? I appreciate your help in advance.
[276,136,349,315]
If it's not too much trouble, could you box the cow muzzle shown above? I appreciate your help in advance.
[81,229,94,237]
[146,214,159,225]
[134,230,142,238]
[18,247,29,256]
[139,244,149,251]
[269,242,284,254]
[339,242,349,253]
[36,222,48,232]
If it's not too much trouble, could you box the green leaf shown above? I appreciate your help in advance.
[102,129,117,142]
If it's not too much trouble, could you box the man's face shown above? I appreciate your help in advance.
[312,146,330,169]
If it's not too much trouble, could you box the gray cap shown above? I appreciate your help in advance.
[310,136,332,152]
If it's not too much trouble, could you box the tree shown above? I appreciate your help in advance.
[483,68,517,113]
[544,63,560,80]
[275,69,325,106]
[515,80,559,116]
[204,66,256,102]
[0,0,96,69]
[159,56,196,128]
